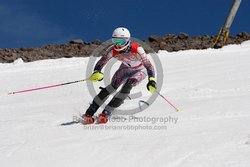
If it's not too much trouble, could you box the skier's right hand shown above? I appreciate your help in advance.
[90,71,104,82]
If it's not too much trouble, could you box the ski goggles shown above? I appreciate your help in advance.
[112,37,128,45]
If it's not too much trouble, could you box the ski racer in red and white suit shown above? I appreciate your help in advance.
[82,27,157,124]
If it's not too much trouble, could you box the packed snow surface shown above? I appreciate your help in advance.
[1,41,250,167]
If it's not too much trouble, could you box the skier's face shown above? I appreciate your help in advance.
[114,43,124,49]
[112,37,130,51]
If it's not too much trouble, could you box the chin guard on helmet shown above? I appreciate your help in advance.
[113,40,130,51]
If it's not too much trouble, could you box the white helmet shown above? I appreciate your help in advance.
[112,27,131,51]
[112,27,131,38]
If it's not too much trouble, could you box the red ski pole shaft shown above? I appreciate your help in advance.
[8,78,90,95]
[156,91,180,112]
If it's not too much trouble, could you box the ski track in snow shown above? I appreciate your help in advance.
[1,41,250,167]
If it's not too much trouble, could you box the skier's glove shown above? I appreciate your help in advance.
[90,71,104,82]
[147,77,156,93]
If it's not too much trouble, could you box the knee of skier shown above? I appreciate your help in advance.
[110,80,121,90]
[121,79,135,93]
[125,78,138,88]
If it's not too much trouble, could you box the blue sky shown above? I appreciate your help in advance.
[0,0,249,48]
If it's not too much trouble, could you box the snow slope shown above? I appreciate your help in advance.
[1,41,250,167]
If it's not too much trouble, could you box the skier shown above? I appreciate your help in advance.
[82,27,157,124]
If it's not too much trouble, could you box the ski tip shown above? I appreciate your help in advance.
[176,109,180,112]
[8,92,14,95]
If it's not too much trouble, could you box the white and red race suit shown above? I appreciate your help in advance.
[94,42,155,88]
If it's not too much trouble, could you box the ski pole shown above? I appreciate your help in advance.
[8,78,91,95]
[156,90,180,112]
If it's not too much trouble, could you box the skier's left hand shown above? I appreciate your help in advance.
[147,77,156,93]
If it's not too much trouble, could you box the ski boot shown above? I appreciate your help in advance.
[81,114,95,124]
[96,112,110,124]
